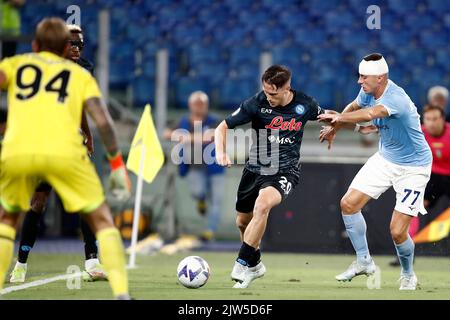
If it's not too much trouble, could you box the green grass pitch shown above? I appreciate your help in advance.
[3,252,450,300]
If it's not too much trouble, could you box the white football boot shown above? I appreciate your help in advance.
[230,260,248,283]
[233,261,266,289]
[82,258,108,282]
[335,259,377,282]
[9,262,27,283]
[399,273,418,290]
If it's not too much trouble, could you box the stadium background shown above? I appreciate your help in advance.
[2,0,450,255]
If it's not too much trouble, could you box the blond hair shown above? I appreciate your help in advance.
[67,24,82,34]
[35,17,70,55]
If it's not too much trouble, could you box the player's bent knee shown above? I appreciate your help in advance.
[340,197,358,215]
[82,202,115,233]
[253,201,271,218]
[390,225,407,243]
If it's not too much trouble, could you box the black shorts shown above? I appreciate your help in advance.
[35,182,52,193]
[235,167,300,213]
[424,173,450,208]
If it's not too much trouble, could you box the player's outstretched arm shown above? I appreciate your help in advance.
[318,104,388,125]
[84,97,131,199]
[319,101,362,149]
[214,120,231,167]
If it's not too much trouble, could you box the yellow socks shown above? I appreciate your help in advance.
[96,227,128,297]
[0,223,16,291]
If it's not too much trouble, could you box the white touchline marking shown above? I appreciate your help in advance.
[1,266,136,295]
[0,272,83,295]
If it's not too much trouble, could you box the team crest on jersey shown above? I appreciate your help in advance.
[295,104,305,115]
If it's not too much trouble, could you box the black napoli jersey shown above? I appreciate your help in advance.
[77,57,94,75]
[225,90,323,175]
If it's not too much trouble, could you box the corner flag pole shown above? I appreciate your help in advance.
[126,104,164,268]
[128,109,149,268]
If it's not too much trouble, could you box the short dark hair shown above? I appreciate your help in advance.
[262,65,291,89]
[423,104,445,118]
[363,53,384,62]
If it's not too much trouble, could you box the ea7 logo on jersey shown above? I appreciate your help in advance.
[278,176,292,195]
[261,108,273,114]
[268,135,294,144]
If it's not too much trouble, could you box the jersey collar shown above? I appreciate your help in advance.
[278,89,296,108]
[38,51,65,61]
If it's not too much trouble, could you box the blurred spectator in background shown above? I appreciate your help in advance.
[390,104,450,266]
[427,86,449,122]
[0,0,25,58]
[421,105,450,212]
[160,91,225,253]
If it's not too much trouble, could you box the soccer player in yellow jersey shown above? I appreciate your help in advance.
[9,23,107,284]
[0,17,132,299]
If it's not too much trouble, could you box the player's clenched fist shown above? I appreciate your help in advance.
[216,152,231,167]
[107,151,132,200]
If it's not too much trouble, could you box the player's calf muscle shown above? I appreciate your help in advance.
[82,203,114,233]
[0,208,19,227]
[236,217,248,230]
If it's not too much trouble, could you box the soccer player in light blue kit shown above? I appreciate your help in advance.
[318,53,432,290]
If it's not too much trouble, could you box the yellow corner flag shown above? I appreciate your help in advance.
[126,104,164,183]
[413,207,450,244]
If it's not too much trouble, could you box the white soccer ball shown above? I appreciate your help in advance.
[177,256,210,289]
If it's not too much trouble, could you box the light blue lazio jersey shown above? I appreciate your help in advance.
[356,79,432,166]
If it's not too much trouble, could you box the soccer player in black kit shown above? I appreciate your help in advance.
[215,65,328,288]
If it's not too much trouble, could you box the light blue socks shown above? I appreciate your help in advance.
[342,211,372,265]
[394,235,415,276]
